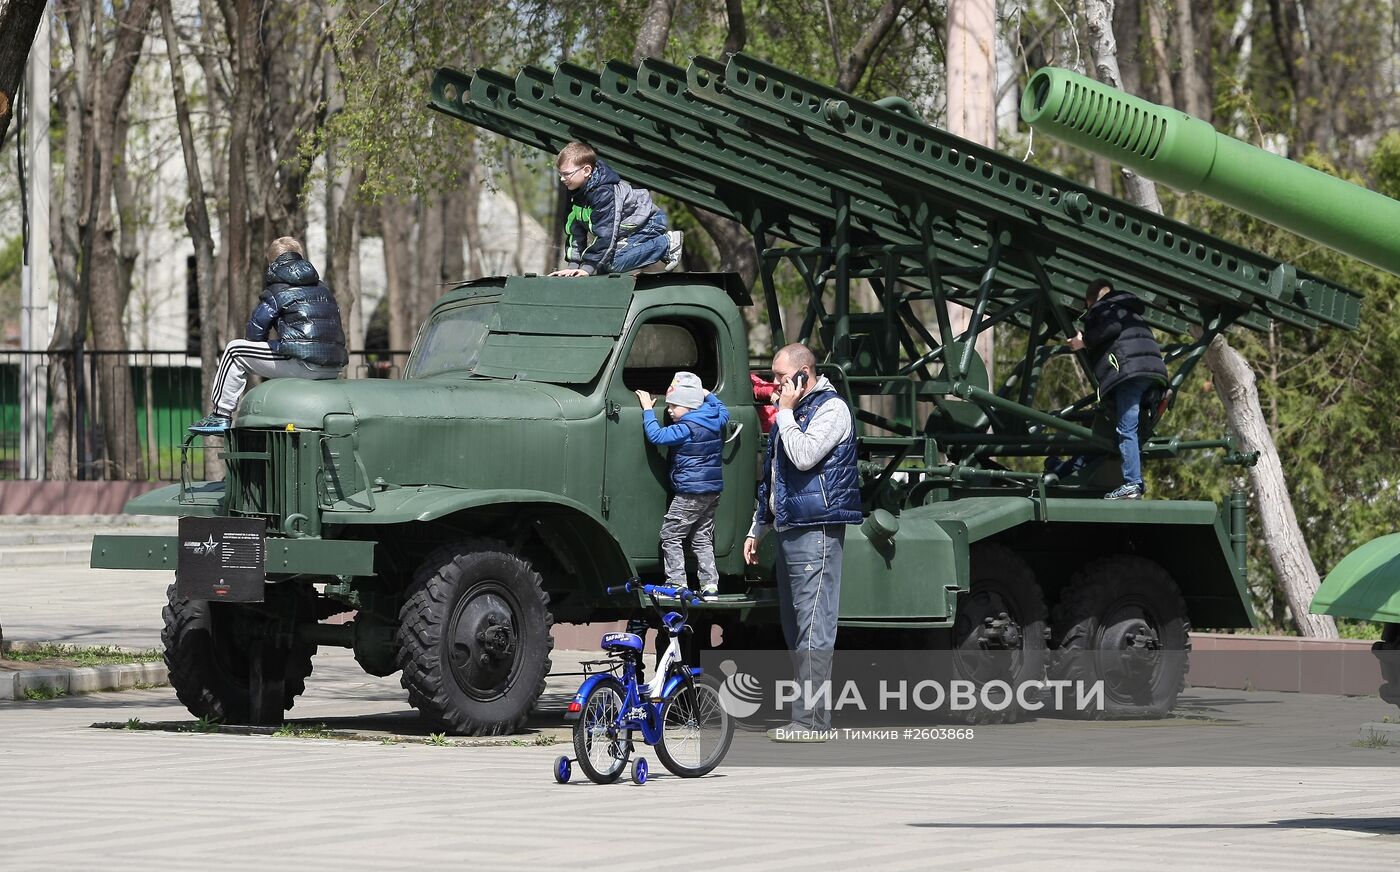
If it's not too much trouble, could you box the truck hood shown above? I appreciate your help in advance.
[238,374,596,430]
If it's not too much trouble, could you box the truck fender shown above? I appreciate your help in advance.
[1312,533,1400,622]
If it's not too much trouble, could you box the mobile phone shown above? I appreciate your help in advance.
[791,371,809,390]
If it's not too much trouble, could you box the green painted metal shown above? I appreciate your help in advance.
[93,56,1358,653]
[1022,66,1400,277]
[91,534,376,577]
[1312,534,1400,622]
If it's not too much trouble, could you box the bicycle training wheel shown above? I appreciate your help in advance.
[572,677,630,784]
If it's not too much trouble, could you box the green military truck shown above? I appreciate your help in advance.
[92,56,1364,734]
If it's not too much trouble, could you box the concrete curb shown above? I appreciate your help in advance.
[2,661,170,701]
[2,643,170,700]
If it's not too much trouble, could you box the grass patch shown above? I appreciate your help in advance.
[426,732,453,746]
[124,717,143,730]
[273,722,335,740]
[23,685,67,701]
[185,716,221,734]
[3,644,162,667]
[1354,733,1393,749]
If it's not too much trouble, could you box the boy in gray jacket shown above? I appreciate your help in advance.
[549,141,683,276]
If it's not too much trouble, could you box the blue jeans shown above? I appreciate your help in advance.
[775,524,845,730]
[1112,377,1151,487]
[605,212,669,272]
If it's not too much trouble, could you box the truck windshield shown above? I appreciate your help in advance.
[404,301,499,379]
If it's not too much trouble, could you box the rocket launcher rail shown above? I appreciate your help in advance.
[427,54,1362,486]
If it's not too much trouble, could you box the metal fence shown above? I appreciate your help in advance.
[0,349,407,482]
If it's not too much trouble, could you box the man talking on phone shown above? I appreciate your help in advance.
[743,343,863,742]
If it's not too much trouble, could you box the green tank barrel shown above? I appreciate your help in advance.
[1020,66,1400,276]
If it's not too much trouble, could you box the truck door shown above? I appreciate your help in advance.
[602,308,753,571]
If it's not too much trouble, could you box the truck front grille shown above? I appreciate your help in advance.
[225,429,317,535]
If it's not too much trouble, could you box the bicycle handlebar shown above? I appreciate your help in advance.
[604,581,700,602]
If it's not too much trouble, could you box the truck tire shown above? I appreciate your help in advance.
[161,583,315,725]
[1049,556,1190,719]
[948,545,1049,724]
[1374,624,1400,708]
[396,539,554,736]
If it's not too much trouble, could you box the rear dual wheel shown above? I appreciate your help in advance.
[947,545,1049,724]
[1049,556,1190,719]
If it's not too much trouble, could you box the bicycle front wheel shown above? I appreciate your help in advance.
[656,674,733,778]
[573,677,630,784]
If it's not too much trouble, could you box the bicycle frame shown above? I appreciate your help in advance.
[569,583,706,748]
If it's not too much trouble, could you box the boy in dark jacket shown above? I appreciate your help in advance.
[548,141,683,277]
[1069,278,1170,500]
[189,238,347,434]
[635,372,730,594]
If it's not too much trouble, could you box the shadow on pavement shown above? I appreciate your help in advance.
[909,818,1400,834]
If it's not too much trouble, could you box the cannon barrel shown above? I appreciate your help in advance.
[1020,66,1400,277]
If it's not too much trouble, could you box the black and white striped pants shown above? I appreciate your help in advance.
[210,339,342,415]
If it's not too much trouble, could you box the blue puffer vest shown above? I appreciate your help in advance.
[670,417,724,495]
[260,254,348,367]
[757,389,862,528]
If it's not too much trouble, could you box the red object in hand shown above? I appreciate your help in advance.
[750,373,780,433]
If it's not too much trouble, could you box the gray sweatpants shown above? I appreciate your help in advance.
[659,493,720,589]
[211,339,342,415]
[775,524,845,730]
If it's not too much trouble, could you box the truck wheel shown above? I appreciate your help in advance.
[949,545,1049,724]
[1374,624,1400,709]
[397,539,554,736]
[161,583,315,725]
[1049,556,1190,719]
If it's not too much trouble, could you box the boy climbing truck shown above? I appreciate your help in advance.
[92,56,1367,735]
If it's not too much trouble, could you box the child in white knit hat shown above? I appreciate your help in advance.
[634,372,730,594]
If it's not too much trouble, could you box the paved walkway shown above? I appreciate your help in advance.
[3,529,1400,868]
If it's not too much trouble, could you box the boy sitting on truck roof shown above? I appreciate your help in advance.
[1068,278,1169,500]
[634,372,729,595]
[548,141,683,277]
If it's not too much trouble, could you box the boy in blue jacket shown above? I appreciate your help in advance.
[634,372,729,594]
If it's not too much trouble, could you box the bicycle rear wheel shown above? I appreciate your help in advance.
[656,674,733,778]
[573,677,630,784]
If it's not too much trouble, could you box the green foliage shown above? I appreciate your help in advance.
[22,685,67,701]
[273,722,335,739]
[0,233,21,326]
[3,644,163,667]
[425,731,452,746]
[124,717,144,730]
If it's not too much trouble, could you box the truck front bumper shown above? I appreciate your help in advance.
[91,534,376,576]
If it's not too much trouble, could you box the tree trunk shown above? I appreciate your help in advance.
[47,6,89,481]
[722,0,747,57]
[0,0,46,148]
[1172,0,1209,119]
[839,1,907,92]
[1088,0,1336,638]
[633,0,677,65]
[1205,336,1337,637]
[160,0,223,478]
[1144,0,1175,105]
[382,197,417,369]
[945,0,995,371]
[1085,0,1164,212]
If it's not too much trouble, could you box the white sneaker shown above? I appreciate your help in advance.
[663,230,684,272]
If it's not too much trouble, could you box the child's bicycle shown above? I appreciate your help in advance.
[553,582,734,785]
